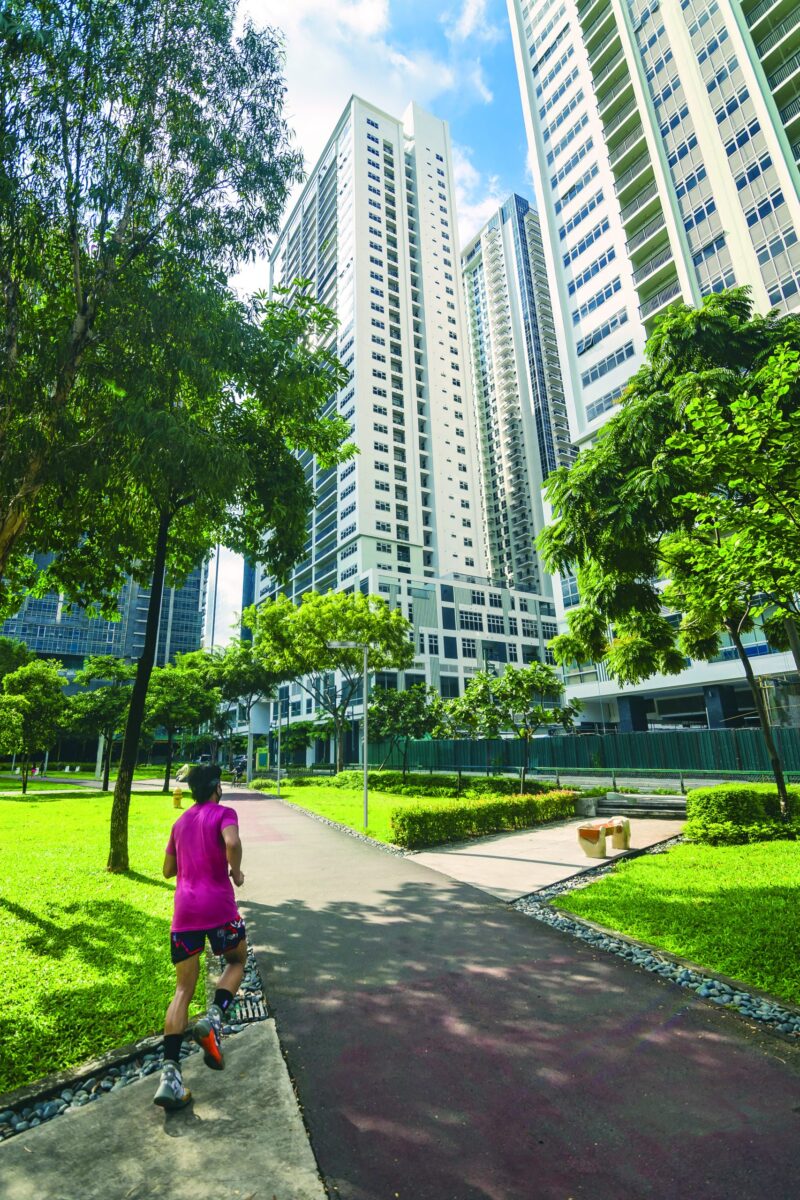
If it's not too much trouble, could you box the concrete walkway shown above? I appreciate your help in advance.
[231,791,800,1200]
[0,1021,324,1200]
[409,816,684,900]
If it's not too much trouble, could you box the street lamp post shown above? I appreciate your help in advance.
[329,641,369,829]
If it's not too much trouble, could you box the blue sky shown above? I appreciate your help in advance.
[212,0,533,644]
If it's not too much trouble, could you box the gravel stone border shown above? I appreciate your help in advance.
[0,948,268,1143]
[512,836,800,1042]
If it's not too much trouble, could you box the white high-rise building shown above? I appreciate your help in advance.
[507,0,800,730]
[508,0,800,449]
[462,194,574,595]
[253,98,558,752]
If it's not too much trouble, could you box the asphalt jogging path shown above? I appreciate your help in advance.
[231,789,800,1200]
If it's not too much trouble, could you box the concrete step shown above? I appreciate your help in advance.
[597,792,686,820]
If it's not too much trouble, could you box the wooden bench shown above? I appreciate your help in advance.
[578,817,631,859]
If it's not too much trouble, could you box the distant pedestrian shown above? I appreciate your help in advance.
[153,764,247,1111]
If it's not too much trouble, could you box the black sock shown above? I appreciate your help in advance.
[163,1033,183,1065]
[214,988,235,1013]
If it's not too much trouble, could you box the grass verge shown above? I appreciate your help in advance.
[555,841,800,1005]
[0,791,201,1095]
[268,782,428,844]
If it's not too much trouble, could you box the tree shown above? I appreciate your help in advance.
[459,665,580,793]
[92,283,350,871]
[368,684,438,775]
[246,591,415,772]
[0,637,31,683]
[540,288,800,814]
[66,655,136,790]
[144,665,221,793]
[216,640,285,783]
[2,660,65,792]
[0,0,303,595]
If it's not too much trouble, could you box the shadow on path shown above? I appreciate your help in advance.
[235,798,800,1200]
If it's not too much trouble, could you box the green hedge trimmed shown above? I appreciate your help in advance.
[389,789,577,850]
[326,770,556,797]
[684,782,800,845]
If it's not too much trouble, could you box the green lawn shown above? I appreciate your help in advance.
[0,781,96,797]
[269,782,445,844]
[0,791,200,1095]
[555,841,800,1005]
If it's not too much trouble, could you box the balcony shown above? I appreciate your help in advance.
[614,150,653,197]
[780,93,800,124]
[792,139,800,161]
[588,24,621,69]
[599,72,633,116]
[583,4,615,48]
[604,96,638,140]
[578,0,606,25]
[626,211,667,256]
[639,278,682,319]
[768,48,800,90]
[593,47,625,93]
[756,10,800,64]
[746,0,784,26]
[632,243,674,287]
[609,123,647,169]
[620,180,659,225]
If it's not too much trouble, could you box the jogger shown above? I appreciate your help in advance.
[154,764,246,1111]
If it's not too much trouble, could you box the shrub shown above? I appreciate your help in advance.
[389,789,577,850]
[684,783,800,845]
[328,770,555,797]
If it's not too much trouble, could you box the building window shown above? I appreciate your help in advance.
[460,611,483,631]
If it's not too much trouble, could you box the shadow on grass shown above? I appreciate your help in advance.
[0,896,185,1096]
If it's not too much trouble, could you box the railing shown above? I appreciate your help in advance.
[633,244,673,285]
[614,151,652,193]
[747,0,781,26]
[593,47,624,91]
[757,11,800,56]
[620,180,658,223]
[583,3,615,45]
[640,278,681,318]
[792,139,800,159]
[626,211,665,253]
[599,72,632,115]
[768,48,800,87]
[780,94,800,121]
[588,24,620,65]
[605,96,637,137]
[609,124,646,166]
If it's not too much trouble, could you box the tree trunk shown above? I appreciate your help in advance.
[163,730,174,793]
[727,621,789,817]
[246,719,254,785]
[520,736,528,795]
[108,509,171,871]
[784,617,800,675]
[102,733,113,793]
[21,757,28,795]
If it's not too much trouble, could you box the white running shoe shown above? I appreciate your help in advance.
[153,1061,192,1110]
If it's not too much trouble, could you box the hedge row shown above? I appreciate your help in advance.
[280,770,556,797]
[389,789,577,850]
[684,783,800,845]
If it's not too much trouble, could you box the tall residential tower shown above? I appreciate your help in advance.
[508,0,800,447]
[462,194,574,594]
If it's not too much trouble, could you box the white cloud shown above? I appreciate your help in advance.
[452,143,506,246]
[442,0,503,44]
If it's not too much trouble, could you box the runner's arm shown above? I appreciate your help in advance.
[222,824,243,884]
[163,852,177,879]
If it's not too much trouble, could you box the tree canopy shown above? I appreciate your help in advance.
[2,658,65,791]
[66,654,136,790]
[540,288,800,810]
[0,0,303,596]
[145,664,220,793]
[246,591,415,771]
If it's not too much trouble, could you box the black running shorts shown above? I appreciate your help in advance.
[170,919,246,964]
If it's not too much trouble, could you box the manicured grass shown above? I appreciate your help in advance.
[0,791,201,1095]
[0,783,97,798]
[271,782,432,844]
[555,841,800,1005]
